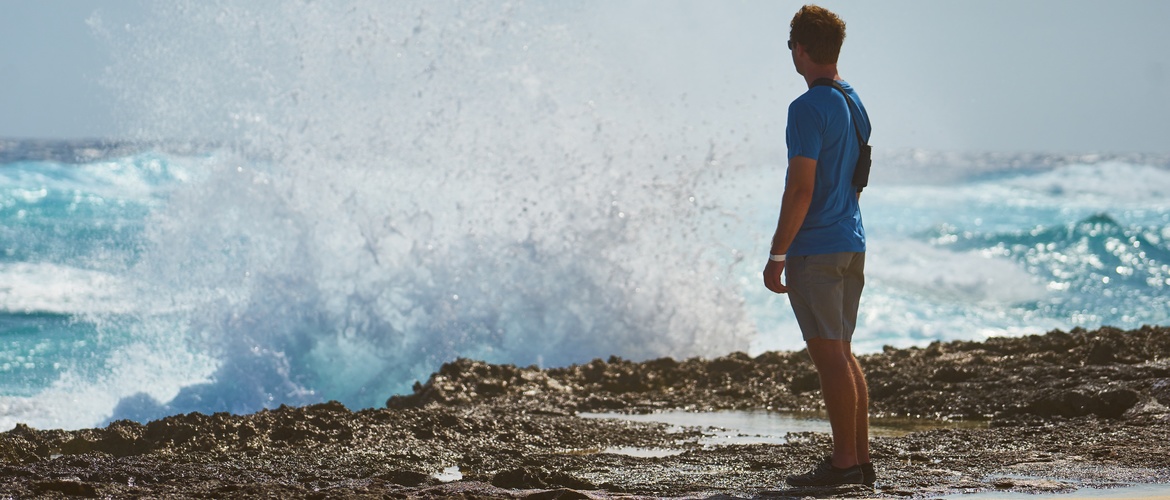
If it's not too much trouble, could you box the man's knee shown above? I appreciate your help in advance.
[806,339,853,369]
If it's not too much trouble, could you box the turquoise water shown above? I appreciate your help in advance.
[3,144,1167,431]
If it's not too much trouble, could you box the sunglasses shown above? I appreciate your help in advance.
[787,40,797,50]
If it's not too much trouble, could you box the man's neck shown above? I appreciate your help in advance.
[802,64,841,87]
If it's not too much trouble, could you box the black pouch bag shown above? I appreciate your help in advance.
[854,142,871,189]
[811,78,871,191]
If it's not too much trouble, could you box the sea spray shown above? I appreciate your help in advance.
[93,1,759,420]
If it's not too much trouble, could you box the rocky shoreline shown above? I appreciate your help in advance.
[2,326,1169,498]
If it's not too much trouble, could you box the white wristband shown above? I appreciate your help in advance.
[769,254,787,262]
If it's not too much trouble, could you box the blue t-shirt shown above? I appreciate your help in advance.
[785,80,870,256]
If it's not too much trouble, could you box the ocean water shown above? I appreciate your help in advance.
[3,1,1169,431]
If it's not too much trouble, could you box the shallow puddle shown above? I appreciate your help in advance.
[592,446,686,458]
[432,465,463,482]
[579,409,984,456]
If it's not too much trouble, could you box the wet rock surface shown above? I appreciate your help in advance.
[2,326,1169,498]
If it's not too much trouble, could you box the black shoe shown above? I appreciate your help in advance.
[786,458,864,487]
[861,462,875,486]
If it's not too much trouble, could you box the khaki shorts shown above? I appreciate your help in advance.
[785,252,865,342]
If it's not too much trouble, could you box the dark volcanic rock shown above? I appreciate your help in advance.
[35,479,98,497]
[376,469,435,487]
[388,350,824,413]
[491,467,595,490]
[2,326,1169,498]
[1013,389,1140,419]
[1153,379,1170,407]
[389,326,1170,423]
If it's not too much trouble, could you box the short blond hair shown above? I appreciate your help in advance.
[790,5,847,65]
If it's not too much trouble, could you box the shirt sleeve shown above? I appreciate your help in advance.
[786,98,823,161]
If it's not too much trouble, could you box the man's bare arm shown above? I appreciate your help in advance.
[763,155,816,294]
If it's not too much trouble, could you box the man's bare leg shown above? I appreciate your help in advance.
[806,338,860,468]
[847,351,870,465]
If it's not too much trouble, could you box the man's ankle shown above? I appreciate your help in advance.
[830,456,858,469]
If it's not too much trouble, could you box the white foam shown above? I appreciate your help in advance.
[867,239,1048,306]
[0,153,191,204]
[1001,162,1170,209]
[0,263,132,315]
[0,325,216,431]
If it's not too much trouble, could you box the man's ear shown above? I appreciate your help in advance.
[792,43,809,63]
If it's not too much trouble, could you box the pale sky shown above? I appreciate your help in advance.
[2,0,1168,154]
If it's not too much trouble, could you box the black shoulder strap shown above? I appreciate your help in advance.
[811,78,872,192]
[810,78,868,147]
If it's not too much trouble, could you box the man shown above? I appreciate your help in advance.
[762,5,874,488]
